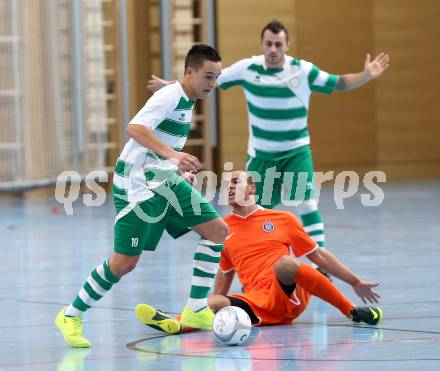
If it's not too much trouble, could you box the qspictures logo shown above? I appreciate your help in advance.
[54,161,386,219]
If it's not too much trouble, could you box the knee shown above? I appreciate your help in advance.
[208,295,231,313]
[109,254,139,277]
[120,260,138,275]
[274,256,300,284]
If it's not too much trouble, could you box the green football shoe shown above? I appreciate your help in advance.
[55,307,91,348]
[180,306,214,331]
[135,303,181,335]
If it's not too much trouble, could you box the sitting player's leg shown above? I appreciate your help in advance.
[274,256,382,325]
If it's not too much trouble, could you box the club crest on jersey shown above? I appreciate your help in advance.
[178,113,186,121]
[288,76,301,89]
[254,74,261,82]
[262,220,275,233]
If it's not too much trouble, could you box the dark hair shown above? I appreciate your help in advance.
[260,20,289,42]
[184,44,221,71]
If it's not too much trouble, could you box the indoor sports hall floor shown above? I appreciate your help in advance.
[1,181,439,370]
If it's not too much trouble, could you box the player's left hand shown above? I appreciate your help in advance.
[352,280,381,304]
[146,74,169,92]
[364,52,390,79]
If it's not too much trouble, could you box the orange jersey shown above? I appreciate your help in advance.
[221,207,317,291]
[220,206,318,325]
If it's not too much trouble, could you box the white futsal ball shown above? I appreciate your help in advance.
[212,306,252,346]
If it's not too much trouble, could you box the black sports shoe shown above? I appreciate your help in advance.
[316,267,333,282]
[135,304,181,334]
[351,306,383,325]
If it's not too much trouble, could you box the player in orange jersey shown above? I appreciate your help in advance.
[135,170,382,332]
[206,170,383,327]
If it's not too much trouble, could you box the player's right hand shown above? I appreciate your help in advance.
[170,151,201,173]
[146,75,169,92]
[352,280,381,304]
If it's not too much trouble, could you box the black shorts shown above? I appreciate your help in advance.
[227,280,297,324]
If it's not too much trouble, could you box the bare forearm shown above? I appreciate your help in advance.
[336,71,371,92]
[213,270,234,295]
[336,53,390,92]
[309,249,361,286]
[126,124,176,159]
[146,75,176,92]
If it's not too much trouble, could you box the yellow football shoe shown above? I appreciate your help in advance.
[55,307,91,348]
[135,303,181,335]
[180,306,214,331]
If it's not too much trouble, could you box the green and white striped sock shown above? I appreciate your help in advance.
[65,259,120,317]
[297,200,325,248]
[186,239,223,312]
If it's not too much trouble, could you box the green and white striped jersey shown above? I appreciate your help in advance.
[218,55,339,160]
[112,82,194,202]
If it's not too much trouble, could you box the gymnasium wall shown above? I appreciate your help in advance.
[0,0,109,190]
[126,0,161,117]
[374,0,440,180]
[216,0,440,180]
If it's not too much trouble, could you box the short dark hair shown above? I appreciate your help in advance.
[260,20,289,42]
[184,44,221,72]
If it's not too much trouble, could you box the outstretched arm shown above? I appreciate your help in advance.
[308,248,381,303]
[335,52,390,92]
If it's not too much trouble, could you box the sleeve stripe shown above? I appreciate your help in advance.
[307,65,320,85]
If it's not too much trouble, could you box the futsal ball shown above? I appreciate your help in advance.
[212,306,252,346]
